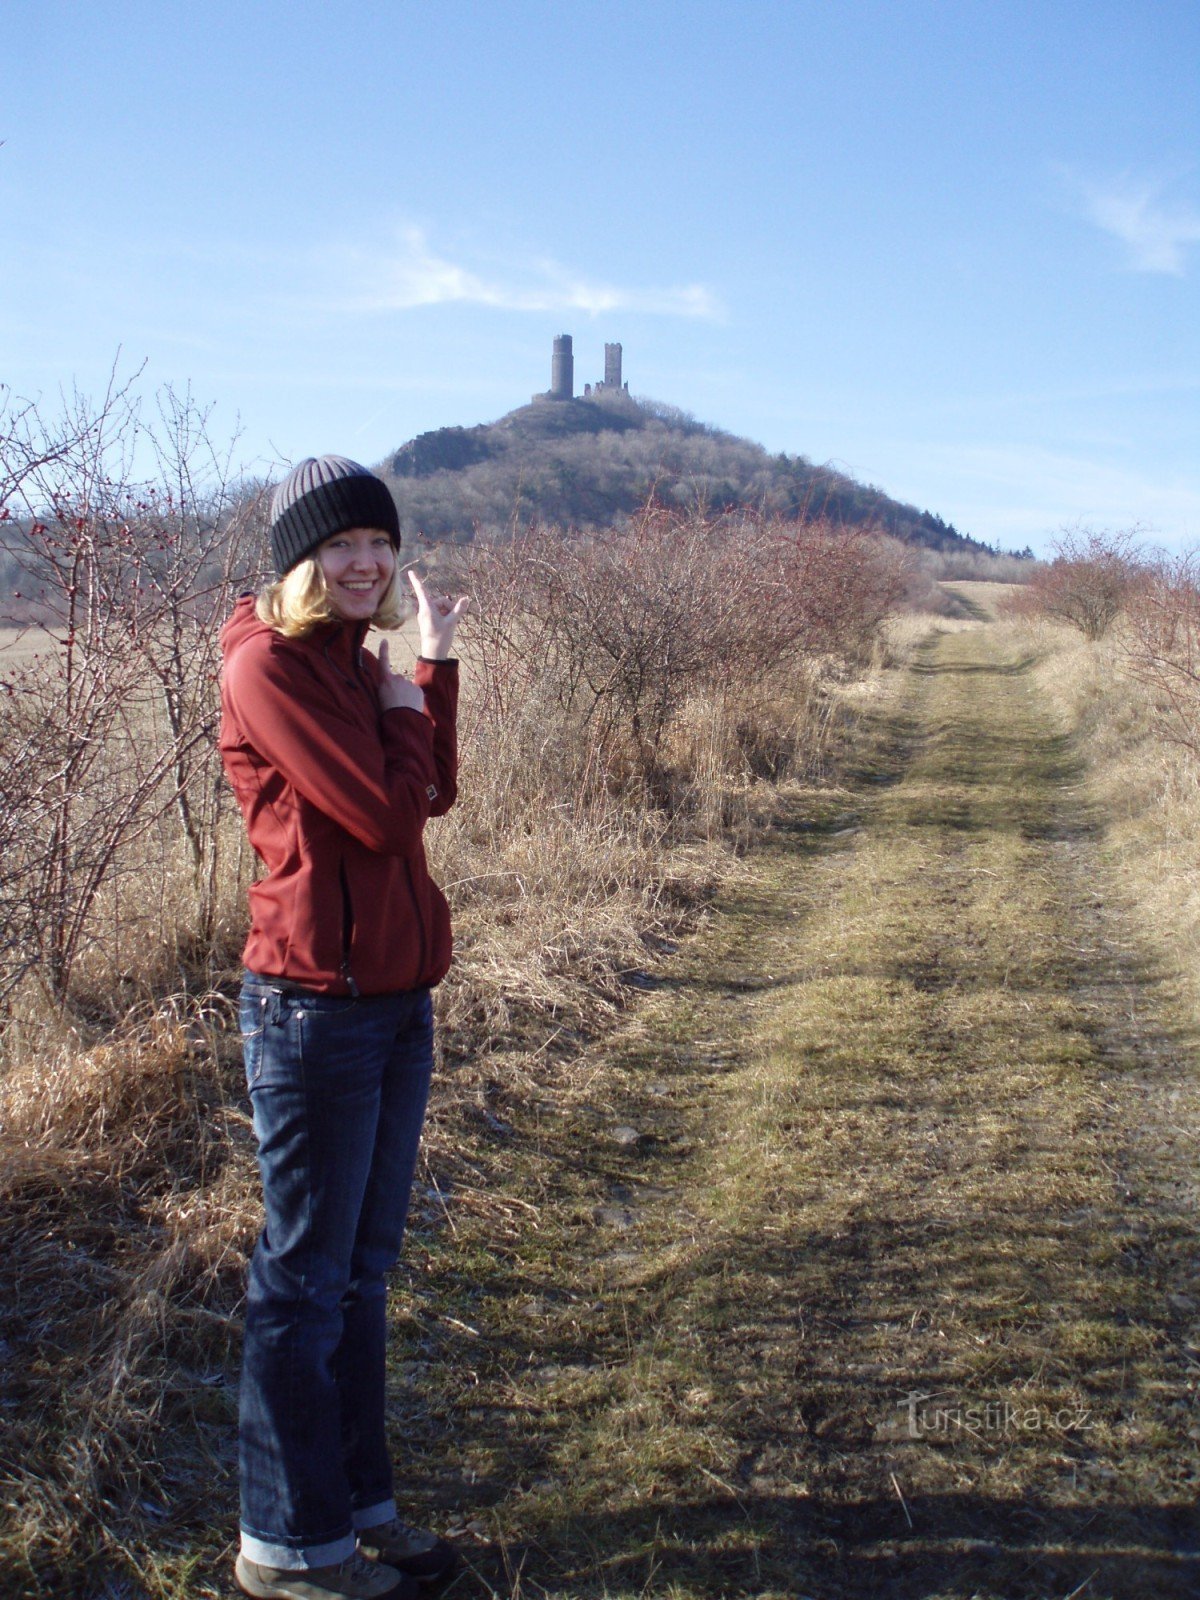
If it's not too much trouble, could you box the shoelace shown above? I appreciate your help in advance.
[337,1552,381,1579]
[366,1520,429,1549]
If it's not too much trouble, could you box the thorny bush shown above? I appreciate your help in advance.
[1123,549,1200,758]
[1005,527,1150,640]
[455,506,909,799]
[0,375,269,1009]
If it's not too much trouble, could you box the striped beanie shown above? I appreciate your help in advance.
[269,455,401,576]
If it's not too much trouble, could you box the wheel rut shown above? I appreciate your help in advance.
[409,622,1200,1600]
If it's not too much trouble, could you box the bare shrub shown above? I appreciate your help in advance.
[923,546,1038,583]
[1122,550,1200,756]
[452,508,908,805]
[414,505,910,1051]
[1004,528,1149,639]
[0,378,269,1011]
[761,518,911,662]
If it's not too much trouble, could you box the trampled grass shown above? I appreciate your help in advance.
[350,618,1199,1599]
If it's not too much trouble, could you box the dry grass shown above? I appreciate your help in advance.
[0,1002,256,1597]
[878,607,982,672]
[938,579,1022,622]
[1011,610,1200,1032]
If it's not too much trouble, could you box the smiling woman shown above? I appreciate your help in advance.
[218,454,469,1600]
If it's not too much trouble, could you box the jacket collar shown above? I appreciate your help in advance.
[308,616,371,666]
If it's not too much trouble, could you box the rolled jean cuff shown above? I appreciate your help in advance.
[240,1529,356,1571]
[353,1499,397,1531]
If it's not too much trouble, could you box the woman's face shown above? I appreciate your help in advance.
[315,526,397,622]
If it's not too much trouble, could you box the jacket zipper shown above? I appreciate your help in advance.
[331,628,428,989]
[321,627,374,703]
[360,630,430,980]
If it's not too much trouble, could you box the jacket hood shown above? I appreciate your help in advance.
[219,594,271,663]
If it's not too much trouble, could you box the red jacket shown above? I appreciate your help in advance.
[218,595,457,995]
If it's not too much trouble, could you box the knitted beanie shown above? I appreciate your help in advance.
[269,455,401,576]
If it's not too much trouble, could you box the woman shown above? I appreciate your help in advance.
[219,455,467,1600]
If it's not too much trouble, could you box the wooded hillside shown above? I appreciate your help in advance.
[381,389,991,552]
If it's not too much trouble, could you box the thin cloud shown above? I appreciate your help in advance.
[1062,167,1200,275]
[334,228,721,319]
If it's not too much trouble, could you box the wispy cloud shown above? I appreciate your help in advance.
[328,227,721,319]
[1060,167,1200,275]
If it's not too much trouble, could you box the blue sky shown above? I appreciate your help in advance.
[4,0,1198,553]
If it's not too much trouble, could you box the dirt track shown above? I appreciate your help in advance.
[394,614,1200,1600]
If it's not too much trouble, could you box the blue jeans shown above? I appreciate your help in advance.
[237,975,434,1570]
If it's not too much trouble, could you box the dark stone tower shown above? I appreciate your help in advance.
[604,342,623,389]
[550,334,574,400]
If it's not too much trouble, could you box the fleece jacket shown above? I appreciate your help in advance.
[218,595,457,995]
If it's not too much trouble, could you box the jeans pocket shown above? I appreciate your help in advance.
[239,991,272,1087]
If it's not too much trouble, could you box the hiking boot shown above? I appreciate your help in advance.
[356,1518,458,1583]
[234,1550,417,1600]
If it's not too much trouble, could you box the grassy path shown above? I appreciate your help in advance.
[401,619,1200,1600]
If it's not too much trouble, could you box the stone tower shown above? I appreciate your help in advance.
[550,334,574,400]
[604,342,623,389]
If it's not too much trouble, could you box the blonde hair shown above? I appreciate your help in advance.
[256,556,405,638]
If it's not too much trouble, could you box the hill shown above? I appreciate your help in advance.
[380,389,985,552]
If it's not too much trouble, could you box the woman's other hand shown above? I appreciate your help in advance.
[376,639,426,714]
[409,571,470,660]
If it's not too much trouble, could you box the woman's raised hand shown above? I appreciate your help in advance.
[375,639,426,714]
[409,570,470,660]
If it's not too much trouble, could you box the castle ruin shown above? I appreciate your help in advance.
[535,335,628,402]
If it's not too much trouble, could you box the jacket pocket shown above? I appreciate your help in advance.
[338,857,360,995]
